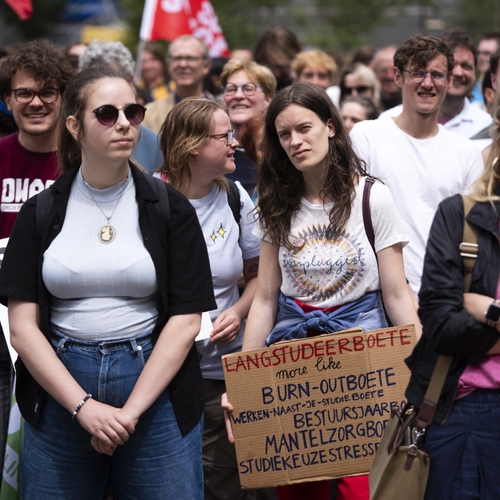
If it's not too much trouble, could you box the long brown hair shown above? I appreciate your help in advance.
[159,97,229,193]
[57,66,131,173]
[258,82,368,250]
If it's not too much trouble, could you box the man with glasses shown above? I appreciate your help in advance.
[0,39,74,238]
[350,34,483,297]
[143,35,212,133]
[380,30,492,139]
[0,39,73,479]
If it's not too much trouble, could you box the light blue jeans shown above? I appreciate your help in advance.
[21,329,203,500]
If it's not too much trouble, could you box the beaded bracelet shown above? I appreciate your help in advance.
[72,394,92,420]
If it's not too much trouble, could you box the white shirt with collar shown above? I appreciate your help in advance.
[378,98,492,139]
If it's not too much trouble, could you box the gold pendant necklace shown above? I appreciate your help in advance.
[83,174,128,244]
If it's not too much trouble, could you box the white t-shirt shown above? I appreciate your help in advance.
[378,98,492,139]
[43,169,159,341]
[254,177,407,308]
[350,118,484,294]
[192,181,260,379]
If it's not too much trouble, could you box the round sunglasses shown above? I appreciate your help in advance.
[92,104,147,126]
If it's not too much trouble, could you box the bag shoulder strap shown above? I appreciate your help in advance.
[35,188,55,240]
[227,179,241,226]
[460,194,479,294]
[362,176,376,256]
[144,174,170,224]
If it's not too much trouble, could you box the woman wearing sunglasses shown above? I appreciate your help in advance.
[159,98,264,500]
[0,66,216,499]
[339,63,381,112]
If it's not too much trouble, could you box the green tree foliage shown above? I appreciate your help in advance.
[0,0,67,40]
[455,0,500,40]
[312,0,406,51]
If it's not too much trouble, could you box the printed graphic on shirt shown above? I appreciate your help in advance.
[1,178,55,213]
[210,222,228,243]
[282,224,366,301]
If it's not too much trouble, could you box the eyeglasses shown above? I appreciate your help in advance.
[168,55,205,64]
[209,130,235,145]
[11,87,59,104]
[92,104,147,126]
[402,69,448,83]
[222,82,263,96]
[342,85,372,95]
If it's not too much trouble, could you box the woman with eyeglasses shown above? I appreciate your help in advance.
[222,83,421,500]
[221,59,276,197]
[339,63,381,111]
[158,97,266,500]
[0,66,216,499]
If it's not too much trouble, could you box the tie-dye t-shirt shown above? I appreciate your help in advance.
[254,177,408,308]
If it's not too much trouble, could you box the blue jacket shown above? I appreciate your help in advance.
[265,291,387,346]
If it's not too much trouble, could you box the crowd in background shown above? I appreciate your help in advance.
[0,23,499,500]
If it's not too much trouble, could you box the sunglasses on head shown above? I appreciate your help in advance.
[92,104,147,126]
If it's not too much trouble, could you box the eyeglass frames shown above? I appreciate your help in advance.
[209,130,235,145]
[10,87,59,104]
[92,104,147,126]
[401,69,448,83]
[222,82,263,96]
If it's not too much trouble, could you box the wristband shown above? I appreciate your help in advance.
[71,393,92,420]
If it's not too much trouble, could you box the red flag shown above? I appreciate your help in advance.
[4,0,33,20]
[140,0,230,57]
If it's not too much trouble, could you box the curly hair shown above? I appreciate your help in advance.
[0,40,74,101]
[258,82,367,250]
[79,41,135,80]
[394,34,454,74]
[159,97,229,193]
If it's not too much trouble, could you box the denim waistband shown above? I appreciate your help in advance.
[455,388,500,407]
[50,328,153,354]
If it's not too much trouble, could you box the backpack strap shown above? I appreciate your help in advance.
[362,176,376,256]
[144,174,170,225]
[460,194,479,293]
[226,179,241,226]
[35,188,55,240]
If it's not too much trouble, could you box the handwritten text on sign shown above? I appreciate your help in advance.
[222,325,416,489]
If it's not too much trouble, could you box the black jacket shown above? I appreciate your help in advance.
[0,164,216,433]
[405,194,500,424]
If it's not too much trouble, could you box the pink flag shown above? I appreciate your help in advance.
[140,0,230,57]
[4,0,33,20]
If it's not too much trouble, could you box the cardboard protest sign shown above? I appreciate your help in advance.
[223,324,417,489]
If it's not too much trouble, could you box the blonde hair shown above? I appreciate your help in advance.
[159,97,229,193]
[291,50,338,81]
[471,91,500,203]
[340,63,381,110]
[220,59,276,99]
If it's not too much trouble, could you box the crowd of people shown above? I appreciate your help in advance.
[0,23,499,500]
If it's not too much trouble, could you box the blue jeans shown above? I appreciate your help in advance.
[21,329,203,500]
[424,389,500,500]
